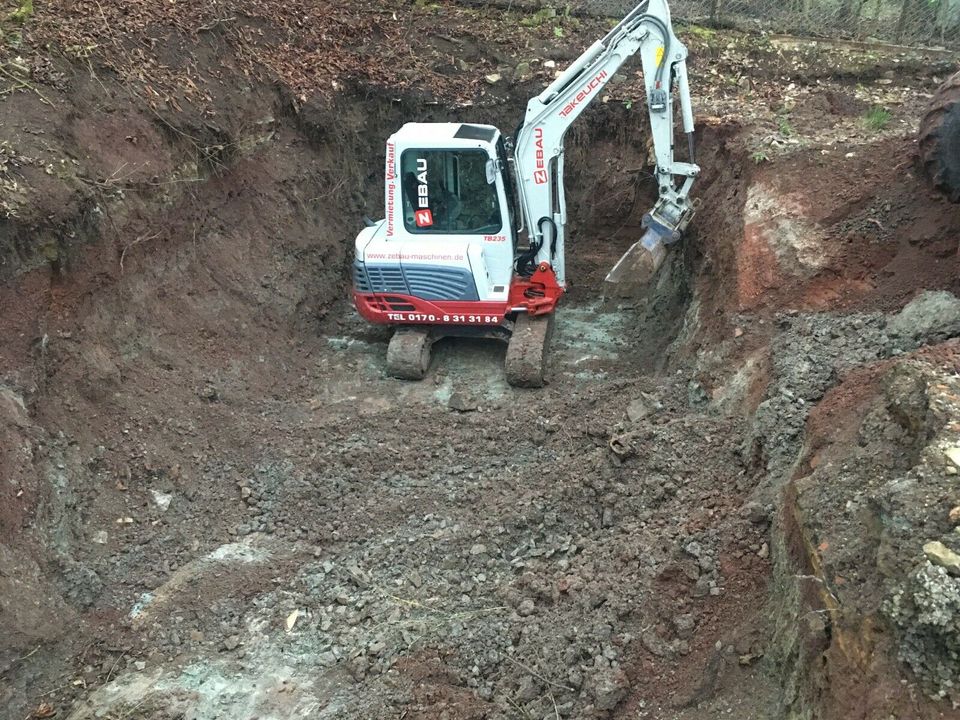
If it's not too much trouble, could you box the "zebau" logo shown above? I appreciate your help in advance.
[415,157,433,227]
[533,128,547,185]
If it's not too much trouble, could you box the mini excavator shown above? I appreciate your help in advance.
[352,0,699,386]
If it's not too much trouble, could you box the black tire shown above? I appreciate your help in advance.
[919,71,960,203]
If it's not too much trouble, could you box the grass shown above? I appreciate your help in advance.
[864,106,893,131]
[777,116,794,137]
[683,23,718,39]
[752,151,770,165]
[520,7,557,27]
[6,0,32,23]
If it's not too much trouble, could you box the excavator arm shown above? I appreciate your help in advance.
[511,0,699,287]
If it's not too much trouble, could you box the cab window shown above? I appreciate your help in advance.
[401,150,502,234]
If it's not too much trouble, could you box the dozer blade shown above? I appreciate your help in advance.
[505,313,554,388]
[603,229,668,300]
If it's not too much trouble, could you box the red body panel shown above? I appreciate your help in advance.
[354,262,565,327]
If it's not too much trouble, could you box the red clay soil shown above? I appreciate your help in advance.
[764,137,960,313]
[694,134,960,334]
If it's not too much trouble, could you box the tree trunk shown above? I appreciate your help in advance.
[837,0,868,31]
[896,0,913,41]
[709,0,722,25]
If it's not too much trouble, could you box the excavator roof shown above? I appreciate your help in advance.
[392,122,500,146]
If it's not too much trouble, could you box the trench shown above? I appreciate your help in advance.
[3,45,960,720]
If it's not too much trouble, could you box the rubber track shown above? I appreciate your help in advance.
[386,329,433,380]
[919,71,960,203]
[505,314,554,388]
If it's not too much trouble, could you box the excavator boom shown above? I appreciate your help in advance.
[511,0,699,291]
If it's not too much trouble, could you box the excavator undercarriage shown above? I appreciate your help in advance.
[386,314,554,388]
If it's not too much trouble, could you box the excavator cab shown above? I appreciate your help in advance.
[399,150,504,235]
[353,123,519,327]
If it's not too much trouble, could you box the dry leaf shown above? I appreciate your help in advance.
[33,703,57,719]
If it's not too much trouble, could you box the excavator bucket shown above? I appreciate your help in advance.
[603,229,668,300]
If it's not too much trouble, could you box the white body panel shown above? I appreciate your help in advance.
[356,123,515,303]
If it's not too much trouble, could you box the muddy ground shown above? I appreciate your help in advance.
[2,2,960,719]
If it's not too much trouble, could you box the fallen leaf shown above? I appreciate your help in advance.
[285,609,300,632]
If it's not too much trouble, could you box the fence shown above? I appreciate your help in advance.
[463,0,960,48]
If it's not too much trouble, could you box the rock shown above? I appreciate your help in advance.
[318,650,339,667]
[0,386,30,427]
[592,667,630,710]
[950,506,960,525]
[626,394,660,422]
[641,629,672,657]
[923,541,960,577]
[485,73,502,85]
[887,291,960,344]
[945,447,960,469]
[470,543,487,556]
[673,614,696,640]
[516,676,540,702]
[602,506,614,528]
[448,392,478,412]
[347,654,368,681]
[517,598,536,617]
[221,635,240,651]
[740,501,769,524]
[691,576,711,598]
[757,543,769,559]
[514,61,531,79]
[543,60,557,69]
[151,489,173,512]
[92,530,108,545]
[687,381,709,407]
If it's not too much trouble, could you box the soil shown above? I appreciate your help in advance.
[3,3,960,720]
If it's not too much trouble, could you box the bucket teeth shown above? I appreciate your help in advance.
[505,313,554,388]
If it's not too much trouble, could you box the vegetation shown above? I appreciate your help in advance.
[778,116,795,137]
[6,0,32,23]
[864,105,893,131]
